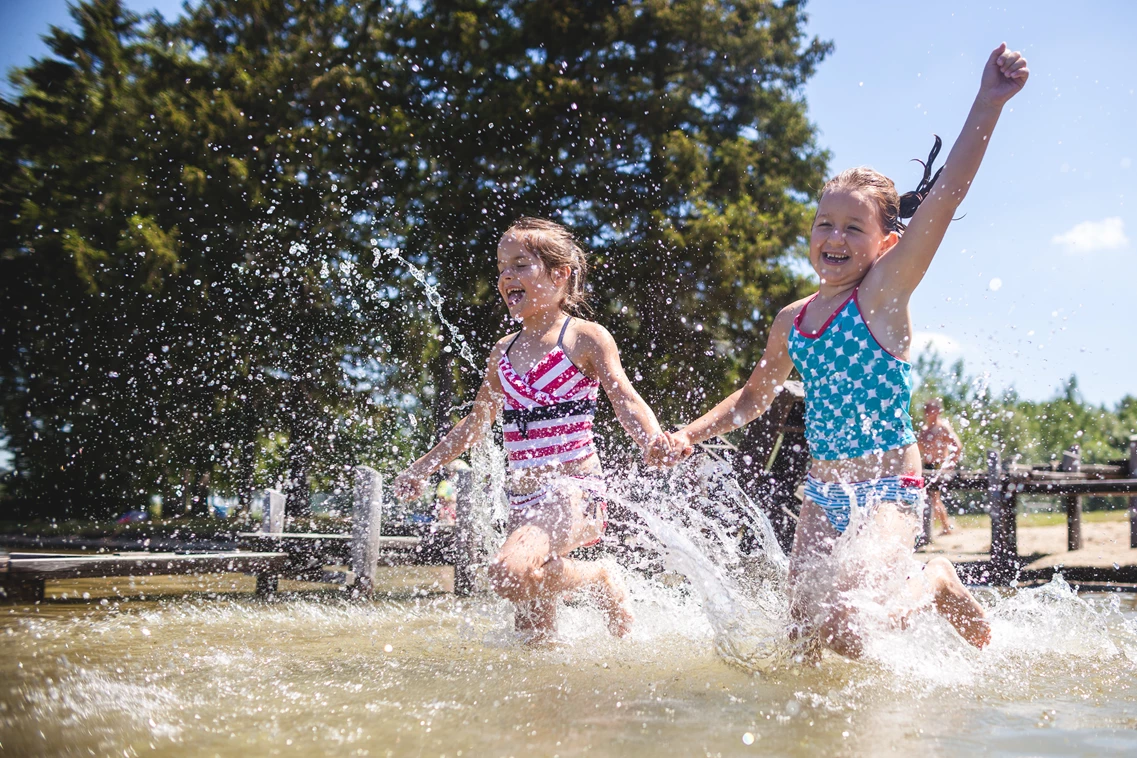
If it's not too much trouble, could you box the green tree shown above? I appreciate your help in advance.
[912,353,1136,468]
[0,0,428,518]
[2,0,832,518]
[371,0,830,445]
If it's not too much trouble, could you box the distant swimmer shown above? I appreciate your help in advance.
[917,398,962,535]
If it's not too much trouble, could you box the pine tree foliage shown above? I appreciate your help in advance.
[1,0,831,517]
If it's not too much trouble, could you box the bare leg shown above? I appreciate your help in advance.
[787,498,842,655]
[819,501,925,659]
[540,555,632,636]
[923,556,991,648]
[489,487,631,640]
[514,597,558,643]
[930,490,954,534]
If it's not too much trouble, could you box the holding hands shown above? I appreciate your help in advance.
[644,429,695,468]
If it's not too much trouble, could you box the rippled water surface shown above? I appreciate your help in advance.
[2,567,1136,757]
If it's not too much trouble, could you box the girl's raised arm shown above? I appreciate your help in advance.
[866,43,1028,299]
[392,343,507,500]
[655,304,798,462]
[574,323,663,453]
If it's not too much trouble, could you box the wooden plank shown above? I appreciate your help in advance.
[1013,479,1137,495]
[351,466,383,596]
[239,532,352,540]
[988,449,1018,582]
[1059,446,1082,551]
[261,489,286,534]
[452,467,476,596]
[1130,436,1137,549]
[244,533,418,548]
[4,551,290,580]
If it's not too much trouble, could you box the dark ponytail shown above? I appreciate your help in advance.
[896,135,944,230]
[818,135,948,235]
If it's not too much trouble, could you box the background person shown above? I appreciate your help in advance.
[917,398,962,535]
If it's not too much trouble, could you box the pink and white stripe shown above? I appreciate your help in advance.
[497,346,600,470]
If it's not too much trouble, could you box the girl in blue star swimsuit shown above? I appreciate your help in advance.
[653,44,1029,658]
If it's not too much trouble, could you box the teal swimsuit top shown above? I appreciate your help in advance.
[787,290,916,460]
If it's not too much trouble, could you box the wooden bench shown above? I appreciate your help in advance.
[0,550,290,603]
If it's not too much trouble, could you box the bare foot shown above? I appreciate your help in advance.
[592,567,633,637]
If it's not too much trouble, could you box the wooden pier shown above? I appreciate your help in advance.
[2,465,483,603]
[4,407,1135,600]
[930,439,1137,584]
[1,550,290,602]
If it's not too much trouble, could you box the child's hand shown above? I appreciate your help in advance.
[644,430,694,467]
[979,43,1029,107]
[644,433,672,468]
[392,469,428,501]
[666,430,695,464]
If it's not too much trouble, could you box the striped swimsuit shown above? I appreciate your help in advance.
[497,317,601,470]
[496,318,607,540]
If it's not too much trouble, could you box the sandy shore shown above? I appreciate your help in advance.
[918,520,1137,571]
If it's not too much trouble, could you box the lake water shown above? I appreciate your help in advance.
[2,566,1136,757]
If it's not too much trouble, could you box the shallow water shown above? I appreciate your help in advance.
[2,570,1136,757]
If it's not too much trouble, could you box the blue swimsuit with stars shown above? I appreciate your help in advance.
[787,289,924,533]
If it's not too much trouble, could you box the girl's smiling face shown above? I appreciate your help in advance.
[496,233,568,320]
[809,189,899,288]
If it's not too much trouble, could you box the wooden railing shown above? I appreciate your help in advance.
[929,436,1137,582]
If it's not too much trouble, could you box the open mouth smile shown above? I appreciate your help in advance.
[822,251,850,264]
[504,287,525,307]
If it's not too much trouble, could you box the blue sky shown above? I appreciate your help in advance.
[2,0,1134,406]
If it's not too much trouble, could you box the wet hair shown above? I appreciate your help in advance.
[503,217,591,315]
[819,136,944,234]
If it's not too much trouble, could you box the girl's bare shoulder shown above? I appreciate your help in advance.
[565,317,613,346]
[773,295,814,330]
[487,333,517,364]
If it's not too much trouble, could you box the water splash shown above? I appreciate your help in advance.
[376,246,479,371]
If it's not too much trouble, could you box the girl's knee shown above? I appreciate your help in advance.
[924,557,957,586]
[489,558,543,602]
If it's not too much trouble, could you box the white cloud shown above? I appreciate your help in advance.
[1051,217,1129,253]
[911,331,962,357]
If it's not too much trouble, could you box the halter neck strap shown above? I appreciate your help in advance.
[556,316,573,348]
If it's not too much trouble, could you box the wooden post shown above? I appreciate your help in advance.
[1129,436,1137,549]
[1,556,45,603]
[253,489,286,597]
[260,489,286,534]
[254,573,278,596]
[987,449,1017,583]
[1059,445,1082,551]
[351,466,383,597]
[452,466,476,597]
[919,490,934,548]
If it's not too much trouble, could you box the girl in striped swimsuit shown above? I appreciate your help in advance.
[394,218,664,641]
[654,44,1029,658]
